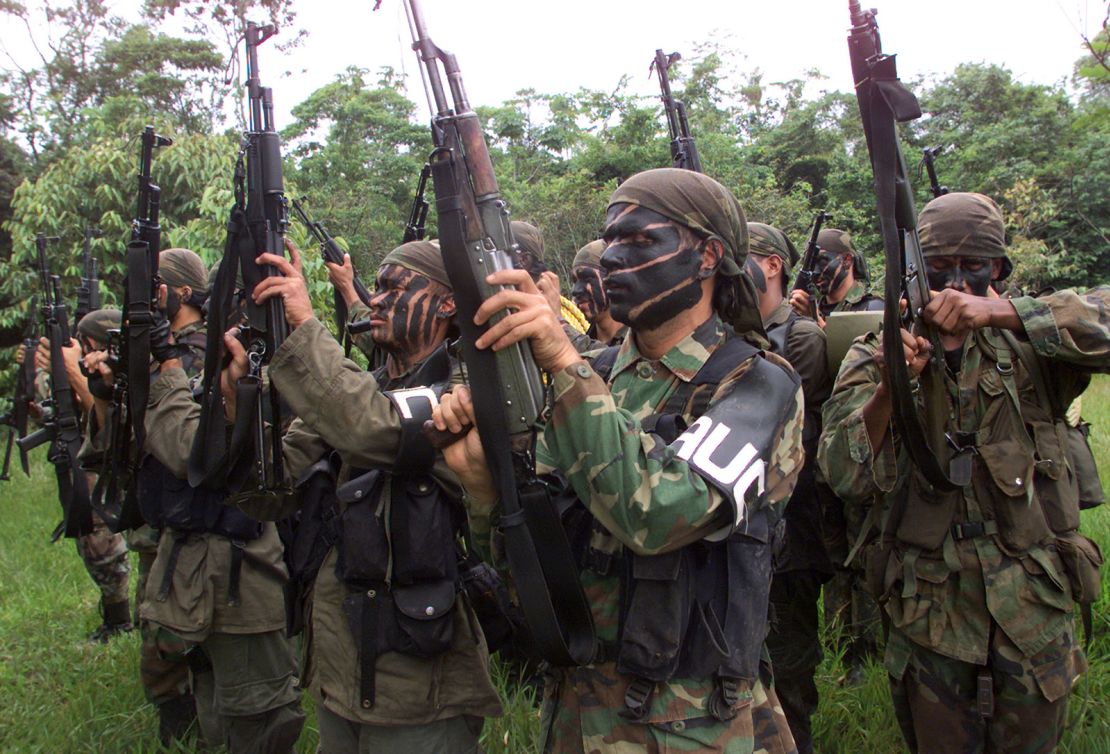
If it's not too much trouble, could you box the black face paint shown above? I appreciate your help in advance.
[925,255,993,297]
[745,257,768,294]
[601,204,707,330]
[516,252,547,282]
[570,265,607,322]
[813,250,851,296]
[163,288,182,322]
[369,264,450,356]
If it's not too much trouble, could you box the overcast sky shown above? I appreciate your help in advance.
[2,0,1104,127]
[265,0,1103,124]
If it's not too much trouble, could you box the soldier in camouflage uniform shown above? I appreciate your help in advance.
[32,309,133,642]
[746,223,833,754]
[789,228,883,324]
[230,240,502,753]
[818,192,1105,753]
[567,239,628,351]
[790,227,883,677]
[434,168,804,754]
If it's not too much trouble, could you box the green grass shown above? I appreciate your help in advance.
[2,379,1110,752]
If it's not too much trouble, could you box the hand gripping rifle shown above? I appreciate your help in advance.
[291,197,372,355]
[1,297,38,480]
[190,22,289,496]
[73,226,104,332]
[402,163,432,243]
[651,49,703,173]
[847,2,960,490]
[790,209,832,319]
[18,234,95,538]
[921,146,949,199]
[401,0,596,668]
[93,126,172,532]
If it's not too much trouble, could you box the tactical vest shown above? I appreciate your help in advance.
[576,334,800,721]
[283,344,470,711]
[889,329,1102,607]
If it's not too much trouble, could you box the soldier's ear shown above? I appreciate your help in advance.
[437,294,457,320]
[990,258,1003,281]
[699,237,725,277]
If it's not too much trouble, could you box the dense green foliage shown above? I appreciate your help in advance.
[2,378,1109,752]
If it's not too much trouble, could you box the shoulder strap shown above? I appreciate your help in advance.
[590,345,621,382]
[765,312,797,358]
[999,329,1063,419]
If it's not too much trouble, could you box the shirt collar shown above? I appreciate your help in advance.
[610,315,727,383]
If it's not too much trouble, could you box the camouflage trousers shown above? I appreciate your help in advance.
[885,622,1086,754]
[75,507,130,605]
[539,662,797,754]
[766,570,824,754]
[143,625,304,753]
[822,494,881,668]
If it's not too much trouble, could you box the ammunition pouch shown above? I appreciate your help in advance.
[1055,530,1104,604]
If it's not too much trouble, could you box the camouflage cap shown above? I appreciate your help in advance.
[919,192,1011,280]
[381,239,450,290]
[747,222,799,272]
[76,307,121,346]
[159,248,209,293]
[510,221,545,264]
[608,168,749,275]
[572,239,607,270]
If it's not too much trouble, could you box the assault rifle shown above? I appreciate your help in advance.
[791,210,832,319]
[92,126,172,531]
[1,297,38,480]
[73,226,104,331]
[18,234,95,538]
[402,163,432,243]
[651,49,702,173]
[848,1,959,490]
[291,197,372,355]
[190,21,289,495]
[921,146,949,199]
[401,0,596,668]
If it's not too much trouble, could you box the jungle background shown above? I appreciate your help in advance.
[0,0,1108,751]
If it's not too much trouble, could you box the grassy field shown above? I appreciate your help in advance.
[2,380,1109,753]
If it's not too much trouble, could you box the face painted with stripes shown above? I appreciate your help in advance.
[368,264,454,356]
[601,204,711,330]
[570,265,607,322]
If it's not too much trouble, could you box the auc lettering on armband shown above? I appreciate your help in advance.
[388,387,439,420]
[671,416,766,525]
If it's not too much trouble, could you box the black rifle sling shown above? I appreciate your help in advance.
[868,68,957,492]
[431,158,596,668]
[188,205,247,488]
[47,319,94,538]
[125,240,154,453]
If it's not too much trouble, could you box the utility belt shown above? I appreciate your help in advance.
[137,455,263,607]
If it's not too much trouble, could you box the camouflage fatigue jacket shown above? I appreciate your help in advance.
[818,280,882,318]
[471,314,803,748]
[267,317,503,727]
[818,288,1110,667]
[140,320,288,641]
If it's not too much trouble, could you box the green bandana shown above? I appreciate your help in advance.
[572,239,606,269]
[381,240,450,290]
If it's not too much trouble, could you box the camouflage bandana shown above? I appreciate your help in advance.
[382,239,450,290]
[747,222,799,272]
[511,221,544,261]
[572,239,606,269]
[919,192,1011,280]
[608,168,763,336]
[77,307,121,346]
[815,228,868,281]
[159,248,209,293]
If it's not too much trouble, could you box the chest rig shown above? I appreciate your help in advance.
[578,334,799,722]
[284,344,464,711]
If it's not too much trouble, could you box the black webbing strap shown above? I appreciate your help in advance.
[358,589,385,709]
[157,532,187,601]
[228,539,245,606]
